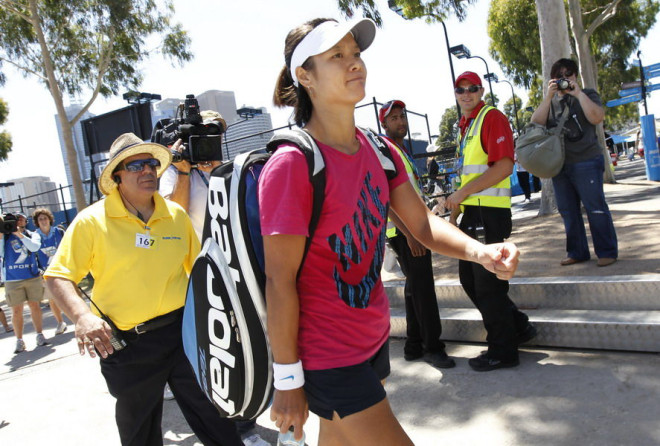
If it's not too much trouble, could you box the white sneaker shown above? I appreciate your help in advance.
[14,339,26,353]
[242,433,271,446]
[163,384,175,400]
[36,333,50,346]
[55,321,68,335]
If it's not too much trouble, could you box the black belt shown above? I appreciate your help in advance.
[123,308,183,336]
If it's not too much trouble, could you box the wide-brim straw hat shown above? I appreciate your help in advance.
[98,132,172,196]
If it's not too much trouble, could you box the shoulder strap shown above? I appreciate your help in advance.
[357,127,397,180]
[266,129,326,269]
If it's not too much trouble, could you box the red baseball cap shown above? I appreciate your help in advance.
[455,71,482,88]
[379,100,406,124]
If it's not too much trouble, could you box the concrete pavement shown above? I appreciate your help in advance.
[1,156,659,445]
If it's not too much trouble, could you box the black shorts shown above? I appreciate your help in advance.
[303,341,391,420]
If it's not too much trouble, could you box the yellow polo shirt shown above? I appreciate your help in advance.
[45,188,200,330]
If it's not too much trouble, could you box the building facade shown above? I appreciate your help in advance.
[0,176,61,214]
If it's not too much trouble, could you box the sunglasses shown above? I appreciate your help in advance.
[454,85,481,94]
[117,158,161,173]
[558,70,574,77]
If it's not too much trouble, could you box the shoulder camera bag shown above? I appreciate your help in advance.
[515,103,570,178]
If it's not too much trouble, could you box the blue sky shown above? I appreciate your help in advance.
[1,0,658,186]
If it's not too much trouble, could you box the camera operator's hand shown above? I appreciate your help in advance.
[546,79,559,98]
[565,79,582,98]
[170,139,192,174]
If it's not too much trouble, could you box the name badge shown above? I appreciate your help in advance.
[135,233,158,249]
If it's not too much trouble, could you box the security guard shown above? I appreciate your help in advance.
[446,72,537,372]
[379,100,454,369]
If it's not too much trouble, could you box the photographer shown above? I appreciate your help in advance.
[159,110,225,241]
[0,212,49,353]
[158,111,271,446]
[530,58,618,267]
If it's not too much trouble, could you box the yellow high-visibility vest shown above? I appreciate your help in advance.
[386,143,420,238]
[457,105,511,209]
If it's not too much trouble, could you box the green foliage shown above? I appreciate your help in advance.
[437,106,459,148]
[488,0,657,130]
[503,95,522,131]
[0,0,193,98]
[0,130,11,161]
[484,91,499,107]
[0,97,10,161]
[0,96,8,124]
[337,0,476,25]
[488,0,539,88]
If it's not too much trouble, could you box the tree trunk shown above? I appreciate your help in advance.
[27,0,88,211]
[566,0,617,184]
[59,118,88,211]
[535,0,572,216]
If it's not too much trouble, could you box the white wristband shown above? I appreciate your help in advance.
[273,360,305,391]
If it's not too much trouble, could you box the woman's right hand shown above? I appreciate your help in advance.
[546,79,559,98]
[270,387,309,441]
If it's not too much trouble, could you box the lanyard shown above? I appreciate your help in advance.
[195,168,210,187]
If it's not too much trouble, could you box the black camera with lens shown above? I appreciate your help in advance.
[555,78,573,91]
[0,213,18,235]
[151,94,226,164]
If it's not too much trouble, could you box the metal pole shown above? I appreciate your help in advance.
[59,184,70,225]
[438,20,461,117]
[424,114,432,144]
[501,79,521,134]
[638,50,648,116]
[473,55,494,106]
[373,97,382,134]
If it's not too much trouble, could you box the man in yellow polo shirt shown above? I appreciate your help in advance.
[45,133,242,446]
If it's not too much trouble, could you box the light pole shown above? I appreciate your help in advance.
[388,0,461,117]
[449,44,495,107]
[484,72,521,134]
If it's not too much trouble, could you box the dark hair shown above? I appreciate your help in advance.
[32,207,54,227]
[551,58,579,79]
[273,18,335,127]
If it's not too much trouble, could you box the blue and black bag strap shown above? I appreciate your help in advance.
[266,129,327,270]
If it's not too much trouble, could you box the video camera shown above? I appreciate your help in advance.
[151,94,226,164]
[0,213,18,235]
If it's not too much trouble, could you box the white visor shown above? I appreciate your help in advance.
[290,18,376,87]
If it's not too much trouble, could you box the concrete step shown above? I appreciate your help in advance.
[390,307,660,353]
[384,274,660,311]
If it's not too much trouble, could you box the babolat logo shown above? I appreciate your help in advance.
[205,176,242,415]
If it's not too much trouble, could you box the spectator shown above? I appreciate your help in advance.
[33,208,67,335]
[446,71,537,372]
[531,58,618,267]
[263,18,520,444]
[1,212,49,353]
[45,133,242,446]
[379,99,455,369]
[0,307,13,332]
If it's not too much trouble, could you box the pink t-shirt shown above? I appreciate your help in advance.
[258,129,408,370]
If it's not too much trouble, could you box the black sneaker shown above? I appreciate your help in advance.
[517,324,538,345]
[468,353,519,372]
[403,351,423,361]
[424,350,456,369]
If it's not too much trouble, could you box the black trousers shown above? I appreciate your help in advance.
[388,232,445,356]
[100,315,242,446]
[458,205,529,362]
[517,171,531,199]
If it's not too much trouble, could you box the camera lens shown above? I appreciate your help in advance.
[557,78,570,90]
